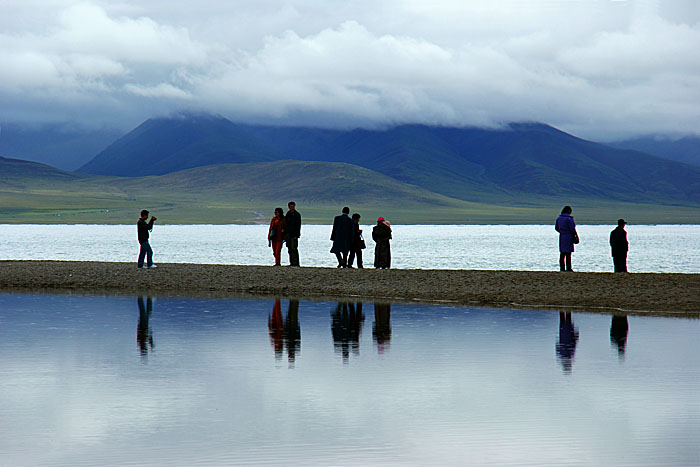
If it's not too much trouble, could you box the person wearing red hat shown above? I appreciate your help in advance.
[372,217,392,269]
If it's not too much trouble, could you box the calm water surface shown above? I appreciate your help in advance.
[1,224,699,272]
[0,293,697,466]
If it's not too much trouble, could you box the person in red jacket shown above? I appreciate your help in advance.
[268,207,287,266]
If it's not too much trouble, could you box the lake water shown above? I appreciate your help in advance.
[1,224,700,272]
[0,293,697,466]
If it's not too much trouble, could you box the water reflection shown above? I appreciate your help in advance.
[610,314,629,358]
[137,296,154,356]
[331,301,365,363]
[268,298,301,366]
[373,302,392,354]
[556,312,579,373]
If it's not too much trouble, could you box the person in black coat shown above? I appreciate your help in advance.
[348,213,365,268]
[610,218,629,273]
[330,207,354,268]
[285,201,301,267]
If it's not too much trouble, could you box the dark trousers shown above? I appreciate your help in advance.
[348,249,363,268]
[287,237,300,266]
[613,254,627,273]
[138,241,153,268]
[335,251,349,267]
[559,252,572,271]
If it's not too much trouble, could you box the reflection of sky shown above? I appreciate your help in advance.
[0,293,697,466]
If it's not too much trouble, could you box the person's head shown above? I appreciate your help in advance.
[274,207,284,217]
[618,218,626,227]
[288,201,296,212]
[342,206,350,214]
[352,213,361,223]
[377,216,385,224]
[561,205,572,215]
[140,209,149,219]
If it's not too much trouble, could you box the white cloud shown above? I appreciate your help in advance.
[1,0,700,139]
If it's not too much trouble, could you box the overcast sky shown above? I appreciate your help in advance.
[2,0,700,140]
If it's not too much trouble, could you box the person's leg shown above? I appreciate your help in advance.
[357,249,363,268]
[138,243,147,268]
[145,242,154,267]
[273,241,282,265]
[342,251,349,268]
[287,237,299,266]
[559,253,566,271]
[348,249,356,267]
[565,253,572,271]
[335,252,343,267]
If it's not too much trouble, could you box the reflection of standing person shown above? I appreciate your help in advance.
[556,312,579,374]
[348,213,365,268]
[285,299,301,365]
[372,217,392,269]
[137,210,157,269]
[137,296,154,356]
[330,207,354,268]
[331,301,364,363]
[268,298,284,358]
[610,314,629,358]
[610,219,629,273]
[555,206,577,272]
[373,302,391,354]
[285,202,301,267]
[268,207,287,266]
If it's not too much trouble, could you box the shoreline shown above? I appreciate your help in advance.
[0,261,698,316]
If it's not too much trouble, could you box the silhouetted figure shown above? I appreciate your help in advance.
[610,219,629,273]
[610,314,629,358]
[268,298,285,359]
[268,207,287,266]
[348,213,365,268]
[285,201,301,267]
[331,301,364,363]
[556,312,579,374]
[555,206,577,272]
[373,302,392,354]
[285,299,301,365]
[137,210,157,269]
[137,296,154,356]
[268,298,302,366]
[330,207,354,268]
[372,217,392,269]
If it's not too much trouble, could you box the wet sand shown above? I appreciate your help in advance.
[0,261,697,315]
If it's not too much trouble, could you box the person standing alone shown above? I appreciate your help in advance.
[285,201,301,267]
[555,206,577,272]
[137,210,157,269]
[610,219,629,273]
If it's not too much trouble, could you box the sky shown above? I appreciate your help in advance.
[2,0,700,140]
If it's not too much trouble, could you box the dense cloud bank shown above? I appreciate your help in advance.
[2,0,700,140]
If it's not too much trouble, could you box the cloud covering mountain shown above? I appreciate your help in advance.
[2,0,700,140]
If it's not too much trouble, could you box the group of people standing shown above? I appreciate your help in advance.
[137,204,629,272]
[267,203,393,269]
[555,205,629,273]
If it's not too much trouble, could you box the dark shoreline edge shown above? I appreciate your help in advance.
[0,261,698,317]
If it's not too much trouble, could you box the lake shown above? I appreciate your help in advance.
[1,224,700,272]
[0,293,697,466]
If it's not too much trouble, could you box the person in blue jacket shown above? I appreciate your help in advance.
[555,205,578,272]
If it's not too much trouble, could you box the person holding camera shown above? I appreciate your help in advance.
[137,209,157,269]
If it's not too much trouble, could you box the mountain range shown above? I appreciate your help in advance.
[2,114,700,223]
[77,115,700,205]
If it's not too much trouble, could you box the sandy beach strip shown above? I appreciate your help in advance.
[0,261,697,315]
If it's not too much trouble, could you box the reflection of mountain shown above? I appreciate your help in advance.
[268,298,301,366]
[137,296,154,356]
[331,301,364,363]
[610,315,629,358]
[373,303,391,354]
[556,312,579,374]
